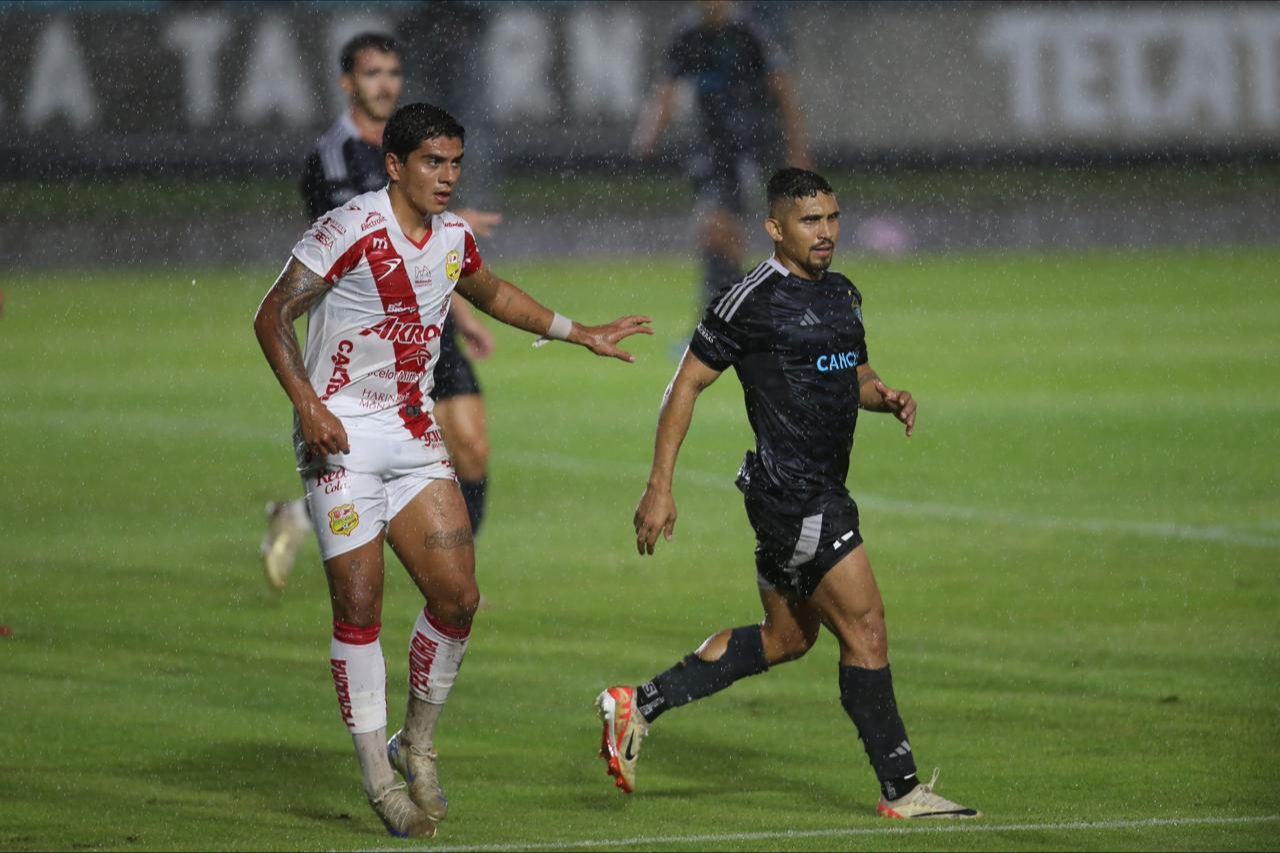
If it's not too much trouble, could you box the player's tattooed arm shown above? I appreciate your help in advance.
[856,363,917,437]
[254,258,350,455]
[456,265,653,363]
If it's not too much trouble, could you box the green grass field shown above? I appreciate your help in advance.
[1,248,1278,852]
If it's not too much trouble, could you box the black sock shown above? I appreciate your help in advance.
[459,477,487,536]
[635,625,768,723]
[702,252,741,309]
[838,664,919,800]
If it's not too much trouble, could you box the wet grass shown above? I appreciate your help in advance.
[0,247,1277,851]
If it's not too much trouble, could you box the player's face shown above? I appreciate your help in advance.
[342,49,403,122]
[769,193,840,278]
[388,136,465,216]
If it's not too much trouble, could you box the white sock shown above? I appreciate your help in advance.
[331,621,393,797]
[404,606,471,747]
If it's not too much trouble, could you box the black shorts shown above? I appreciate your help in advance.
[432,313,482,402]
[736,456,863,600]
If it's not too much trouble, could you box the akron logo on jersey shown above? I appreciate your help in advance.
[328,503,360,536]
[446,251,462,283]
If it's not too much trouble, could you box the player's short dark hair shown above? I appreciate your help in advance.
[767,168,835,214]
[340,32,399,74]
[383,103,466,162]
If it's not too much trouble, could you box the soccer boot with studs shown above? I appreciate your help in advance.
[387,729,448,821]
[595,685,649,794]
[368,780,436,838]
[877,768,981,819]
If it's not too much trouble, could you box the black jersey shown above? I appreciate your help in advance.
[664,14,783,158]
[689,257,870,503]
[301,114,388,221]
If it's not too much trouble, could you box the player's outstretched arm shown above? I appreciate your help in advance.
[253,258,350,456]
[856,363,917,437]
[454,264,652,362]
[635,351,723,555]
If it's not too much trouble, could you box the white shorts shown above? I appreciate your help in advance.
[301,430,455,560]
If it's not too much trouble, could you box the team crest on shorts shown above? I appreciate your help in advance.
[328,503,360,536]
[445,251,462,283]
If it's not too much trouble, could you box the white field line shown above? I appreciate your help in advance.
[506,449,1280,549]
[366,814,1280,853]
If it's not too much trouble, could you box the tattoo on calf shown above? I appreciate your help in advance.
[424,527,473,549]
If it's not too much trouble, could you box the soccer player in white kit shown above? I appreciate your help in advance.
[253,103,652,838]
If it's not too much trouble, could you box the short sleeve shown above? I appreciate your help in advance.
[291,209,364,284]
[461,226,483,277]
[852,285,870,365]
[688,285,759,371]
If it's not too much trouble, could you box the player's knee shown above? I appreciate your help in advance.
[332,595,379,628]
[761,621,819,664]
[430,585,480,628]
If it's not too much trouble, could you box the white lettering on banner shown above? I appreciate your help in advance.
[164,15,232,127]
[23,18,98,130]
[486,8,557,119]
[981,9,1280,135]
[326,14,391,112]
[567,7,642,119]
[235,17,314,127]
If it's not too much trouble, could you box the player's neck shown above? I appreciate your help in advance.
[387,183,432,243]
[773,252,822,282]
[349,106,387,147]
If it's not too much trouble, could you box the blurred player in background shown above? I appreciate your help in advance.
[597,169,980,821]
[263,33,501,590]
[633,0,810,309]
[254,102,651,837]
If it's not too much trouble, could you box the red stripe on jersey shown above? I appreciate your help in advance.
[364,229,437,438]
[324,235,374,284]
[462,231,483,277]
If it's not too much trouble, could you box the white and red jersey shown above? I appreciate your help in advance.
[291,188,482,461]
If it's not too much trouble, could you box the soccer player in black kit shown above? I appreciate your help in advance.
[262,33,500,589]
[596,169,981,820]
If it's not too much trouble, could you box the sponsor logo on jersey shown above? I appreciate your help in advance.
[320,340,354,400]
[445,250,461,283]
[359,317,443,346]
[361,211,387,231]
[444,221,465,228]
[817,351,860,372]
[375,257,402,281]
[321,216,346,235]
[328,503,360,536]
[344,201,361,212]
[316,466,348,495]
[311,227,335,249]
[371,236,389,250]
[414,264,433,285]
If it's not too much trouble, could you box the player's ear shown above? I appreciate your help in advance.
[385,152,402,182]
[764,216,783,244]
[339,73,356,97]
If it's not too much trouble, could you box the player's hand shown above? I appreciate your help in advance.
[455,208,503,238]
[634,486,677,555]
[458,317,495,360]
[577,315,654,363]
[298,400,350,457]
[873,379,916,437]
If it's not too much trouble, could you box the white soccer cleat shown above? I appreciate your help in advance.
[368,781,436,838]
[260,500,310,590]
[387,730,448,821]
[596,686,649,794]
[877,768,981,819]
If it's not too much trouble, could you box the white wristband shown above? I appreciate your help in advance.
[533,312,574,348]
